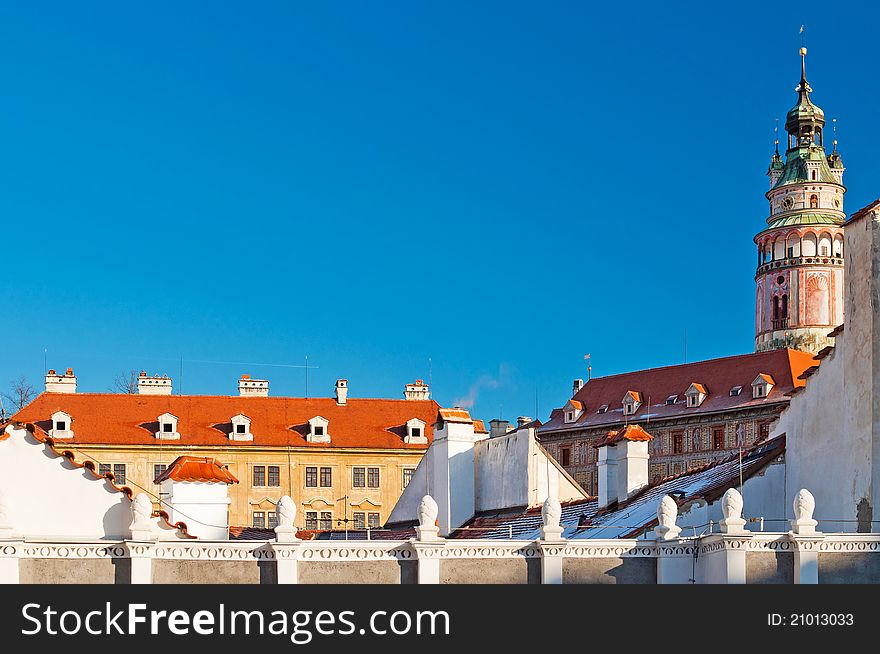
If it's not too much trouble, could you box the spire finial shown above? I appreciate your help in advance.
[774,118,780,156]
[797,26,811,93]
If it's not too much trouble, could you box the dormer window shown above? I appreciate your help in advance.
[230,413,253,442]
[563,400,584,423]
[49,411,74,439]
[752,374,775,399]
[730,386,743,397]
[665,395,677,406]
[685,383,707,408]
[156,413,180,440]
[597,405,608,414]
[621,391,641,416]
[307,416,330,443]
[405,418,428,444]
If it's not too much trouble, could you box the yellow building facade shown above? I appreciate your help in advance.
[14,372,446,531]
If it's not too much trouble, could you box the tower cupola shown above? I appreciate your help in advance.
[784,48,825,149]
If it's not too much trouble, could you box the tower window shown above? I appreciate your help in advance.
[810,194,819,209]
[811,170,817,181]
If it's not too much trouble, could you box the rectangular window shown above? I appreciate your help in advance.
[305,511,318,530]
[368,512,380,529]
[713,428,725,450]
[759,422,771,441]
[353,512,365,530]
[560,446,571,467]
[253,465,266,487]
[305,466,317,487]
[267,466,280,487]
[162,422,173,433]
[153,464,167,483]
[253,512,265,529]
[352,467,365,488]
[268,512,278,529]
[367,467,380,488]
[113,464,126,485]
[314,425,324,436]
[319,511,332,530]
[672,433,684,454]
[320,467,332,487]
[402,468,415,488]
[55,421,66,431]
[236,423,246,434]
[98,463,111,477]
[411,427,422,439]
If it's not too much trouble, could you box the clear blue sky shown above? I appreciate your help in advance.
[1,2,877,422]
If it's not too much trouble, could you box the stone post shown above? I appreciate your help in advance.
[0,541,21,584]
[789,488,822,584]
[654,495,692,584]
[127,493,156,584]
[702,488,751,584]
[539,497,565,584]
[412,495,443,584]
[273,495,301,584]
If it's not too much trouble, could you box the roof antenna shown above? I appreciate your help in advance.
[428,356,433,399]
[683,327,688,364]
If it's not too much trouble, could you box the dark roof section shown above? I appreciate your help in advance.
[538,349,815,435]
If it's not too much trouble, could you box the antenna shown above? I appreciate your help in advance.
[43,348,47,376]
[305,355,309,398]
[428,357,433,399]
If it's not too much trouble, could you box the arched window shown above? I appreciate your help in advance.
[772,296,780,320]
[811,169,817,181]
[781,294,789,319]
[810,194,819,209]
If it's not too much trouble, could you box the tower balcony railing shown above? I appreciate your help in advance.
[771,319,789,330]
[757,255,844,275]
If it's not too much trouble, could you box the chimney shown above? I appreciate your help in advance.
[596,424,652,508]
[156,456,238,540]
[238,374,269,397]
[404,379,430,400]
[335,379,348,405]
[137,371,173,395]
[516,416,532,429]
[45,368,77,393]
[572,379,584,396]
[489,418,509,439]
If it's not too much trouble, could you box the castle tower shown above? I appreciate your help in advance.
[754,47,845,354]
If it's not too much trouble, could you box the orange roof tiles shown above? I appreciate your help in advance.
[688,383,707,394]
[472,420,489,434]
[438,408,472,423]
[597,423,654,447]
[754,373,775,385]
[155,456,239,484]
[566,400,584,410]
[13,395,440,450]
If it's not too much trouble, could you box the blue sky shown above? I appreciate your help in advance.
[1,2,877,421]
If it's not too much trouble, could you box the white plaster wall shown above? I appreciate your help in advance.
[0,425,131,539]
[775,209,879,530]
[474,429,530,512]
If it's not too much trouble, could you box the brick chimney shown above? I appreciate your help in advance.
[335,379,348,405]
[404,379,430,400]
[238,374,269,397]
[45,368,77,393]
[137,372,172,395]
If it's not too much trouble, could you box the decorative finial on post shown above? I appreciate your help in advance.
[540,496,564,541]
[416,495,440,541]
[719,488,747,534]
[654,495,682,541]
[790,488,819,535]
[274,495,299,542]
[129,493,155,541]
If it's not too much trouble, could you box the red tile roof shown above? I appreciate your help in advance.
[438,408,473,423]
[539,349,815,434]
[12,395,440,450]
[155,456,239,484]
[596,423,654,447]
[472,420,489,434]
[845,198,880,225]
